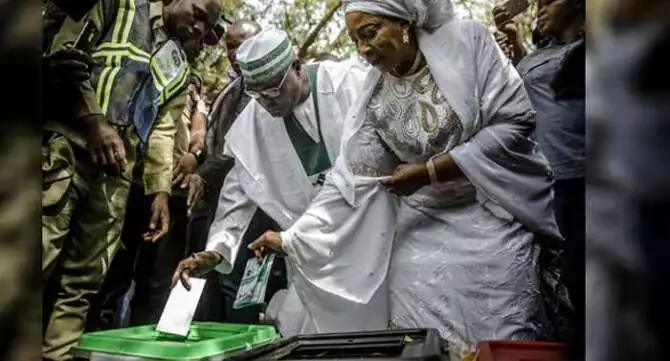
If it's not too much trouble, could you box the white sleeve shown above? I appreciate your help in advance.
[335,57,373,110]
[205,163,258,274]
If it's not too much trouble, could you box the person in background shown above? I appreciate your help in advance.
[493,0,585,354]
[172,28,371,336]
[86,73,209,331]
[186,20,263,226]
[41,0,221,358]
[494,15,552,66]
[184,20,276,323]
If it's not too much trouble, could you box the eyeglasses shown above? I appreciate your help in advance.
[244,66,292,99]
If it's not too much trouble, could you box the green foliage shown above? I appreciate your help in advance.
[192,0,538,101]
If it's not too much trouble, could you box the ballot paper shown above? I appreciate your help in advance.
[156,278,206,336]
[233,254,276,310]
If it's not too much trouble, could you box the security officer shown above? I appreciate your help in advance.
[41,0,221,360]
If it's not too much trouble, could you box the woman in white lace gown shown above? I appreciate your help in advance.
[250,0,570,351]
[362,65,547,344]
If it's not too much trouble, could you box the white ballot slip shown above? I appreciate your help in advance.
[156,278,206,336]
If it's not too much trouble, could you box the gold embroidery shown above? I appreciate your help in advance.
[367,67,464,163]
[419,100,439,133]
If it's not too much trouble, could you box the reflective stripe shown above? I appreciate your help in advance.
[94,48,149,64]
[95,67,113,106]
[92,50,119,65]
[110,0,136,44]
[150,59,168,88]
[111,0,127,44]
[121,0,136,44]
[161,65,189,103]
[101,57,122,113]
[150,40,189,102]
[93,0,189,117]
[98,0,136,114]
[95,42,151,61]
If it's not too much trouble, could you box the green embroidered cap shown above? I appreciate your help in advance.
[236,28,295,87]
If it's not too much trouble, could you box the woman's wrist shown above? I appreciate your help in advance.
[431,154,463,183]
[426,158,439,184]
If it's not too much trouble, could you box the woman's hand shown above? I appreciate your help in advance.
[248,231,286,261]
[381,163,431,196]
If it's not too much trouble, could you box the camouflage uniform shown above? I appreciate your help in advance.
[42,1,188,359]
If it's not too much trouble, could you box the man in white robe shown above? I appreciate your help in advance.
[171,28,370,335]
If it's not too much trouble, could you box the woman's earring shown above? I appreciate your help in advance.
[402,28,409,44]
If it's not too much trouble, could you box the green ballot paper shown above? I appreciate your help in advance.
[233,254,276,310]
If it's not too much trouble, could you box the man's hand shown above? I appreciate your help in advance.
[173,153,198,186]
[492,6,519,37]
[143,192,170,242]
[495,32,516,60]
[44,44,93,84]
[171,251,223,290]
[248,231,286,261]
[381,163,431,197]
[181,173,206,216]
[492,6,524,63]
[83,115,127,175]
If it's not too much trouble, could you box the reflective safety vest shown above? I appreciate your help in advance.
[89,0,190,147]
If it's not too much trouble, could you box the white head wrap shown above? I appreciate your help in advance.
[342,0,455,33]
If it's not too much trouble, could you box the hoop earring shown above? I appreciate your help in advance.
[402,28,409,44]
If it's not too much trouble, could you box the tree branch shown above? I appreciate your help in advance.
[297,0,342,59]
[325,26,348,53]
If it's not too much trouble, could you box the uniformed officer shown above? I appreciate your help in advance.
[41,0,222,359]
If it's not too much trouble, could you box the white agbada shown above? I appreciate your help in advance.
[205,56,371,335]
[278,0,562,350]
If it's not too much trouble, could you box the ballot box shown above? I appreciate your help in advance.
[72,322,278,361]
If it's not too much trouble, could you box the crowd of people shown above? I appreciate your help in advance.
[41,0,586,360]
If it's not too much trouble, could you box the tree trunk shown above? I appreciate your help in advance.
[298,0,343,60]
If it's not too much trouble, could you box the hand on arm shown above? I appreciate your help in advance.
[381,153,464,196]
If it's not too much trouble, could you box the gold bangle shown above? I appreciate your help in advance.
[426,158,439,184]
